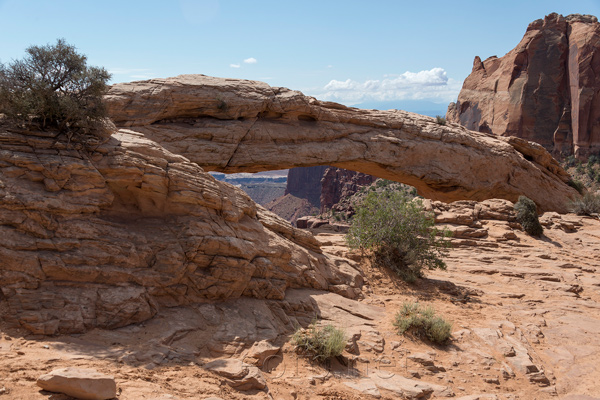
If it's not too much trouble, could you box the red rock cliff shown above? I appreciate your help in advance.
[447,13,600,159]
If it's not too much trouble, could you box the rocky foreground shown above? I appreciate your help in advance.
[0,200,599,399]
[0,75,597,399]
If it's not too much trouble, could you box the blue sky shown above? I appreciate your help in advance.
[1,0,599,109]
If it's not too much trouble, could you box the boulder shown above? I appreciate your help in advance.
[36,368,116,400]
[203,358,266,391]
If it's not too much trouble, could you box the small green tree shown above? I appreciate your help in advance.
[346,189,450,282]
[0,39,111,140]
[514,196,543,236]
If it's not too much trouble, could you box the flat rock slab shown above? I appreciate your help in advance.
[203,358,266,391]
[343,378,381,398]
[369,372,453,399]
[36,367,116,400]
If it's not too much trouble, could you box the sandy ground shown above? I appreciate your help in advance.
[1,215,599,400]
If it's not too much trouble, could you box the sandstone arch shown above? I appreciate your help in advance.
[106,75,577,213]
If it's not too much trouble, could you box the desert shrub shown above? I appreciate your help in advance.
[567,192,600,216]
[564,155,578,168]
[292,322,346,362]
[514,196,543,236]
[567,178,585,195]
[346,189,450,282]
[435,115,446,125]
[393,302,452,344]
[0,39,111,140]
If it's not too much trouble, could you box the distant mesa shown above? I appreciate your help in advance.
[447,13,600,160]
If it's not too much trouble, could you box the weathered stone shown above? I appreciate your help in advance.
[0,127,362,334]
[203,358,266,391]
[106,74,577,212]
[343,378,381,398]
[448,13,600,159]
[36,367,116,400]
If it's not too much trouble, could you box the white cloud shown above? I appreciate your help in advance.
[318,68,461,105]
[243,57,257,64]
[230,63,241,68]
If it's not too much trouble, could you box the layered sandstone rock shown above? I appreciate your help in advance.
[0,127,362,335]
[447,13,600,159]
[106,74,578,212]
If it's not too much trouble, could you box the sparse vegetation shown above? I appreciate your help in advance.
[514,196,543,236]
[567,192,600,216]
[0,39,111,141]
[291,322,346,362]
[435,115,446,125]
[567,178,585,195]
[346,188,450,283]
[393,302,452,344]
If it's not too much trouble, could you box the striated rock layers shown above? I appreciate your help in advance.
[0,127,362,335]
[447,13,600,159]
[106,74,578,212]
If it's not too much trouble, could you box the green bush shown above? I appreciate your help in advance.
[0,39,111,140]
[393,302,452,344]
[292,322,346,362]
[346,189,450,282]
[514,196,543,236]
[568,192,600,216]
[435,115,446,125]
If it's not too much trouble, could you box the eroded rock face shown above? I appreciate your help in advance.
[319,167,376,214]
[0,127,362,335]
[106,74,577,212]
[447,13,600,159]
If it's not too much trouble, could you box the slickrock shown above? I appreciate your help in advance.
[36,367,116,400]
[447,13,600,158]
[203,358,266,391]
[0,127,362,334]
[106,74,577,212]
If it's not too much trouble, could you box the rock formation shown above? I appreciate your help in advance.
[106,74,578,212]
[285,166,328,207]
[319,167,377,213]
[0,126,362,335]
[447,13,600,159]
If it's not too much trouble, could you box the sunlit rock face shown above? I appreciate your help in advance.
[447,13,600,159]
[106,74,576,212]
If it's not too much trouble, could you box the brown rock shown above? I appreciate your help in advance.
[36,367,116,400]
[0,127,362,334]
[106,74,577,212]
[285,166,328,207]
[319,167,376,213]
[203,358,266,391]
[448,13,600,159]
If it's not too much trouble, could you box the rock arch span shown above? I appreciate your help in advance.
[106,75,577,212]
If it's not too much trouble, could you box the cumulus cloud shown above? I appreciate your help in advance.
[318,68,461,105]
[243,57,258,64]
[230,63,241,68]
